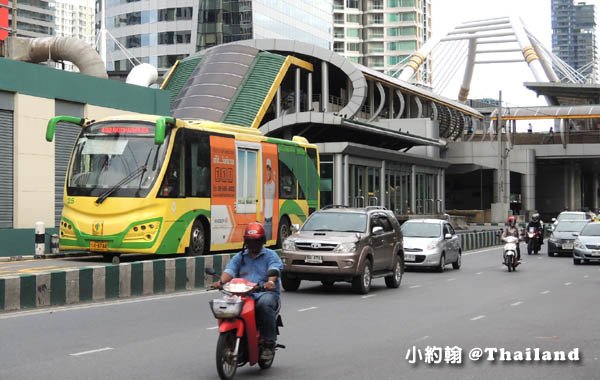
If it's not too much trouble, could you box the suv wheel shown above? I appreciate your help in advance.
[352,259,372,294]
[281,272,301,291]
[385,257,403,288]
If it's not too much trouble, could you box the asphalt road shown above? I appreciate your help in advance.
[1,245,599,380]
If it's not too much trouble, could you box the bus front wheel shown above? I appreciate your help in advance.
[276,216,291,249]
[189,218,208,256]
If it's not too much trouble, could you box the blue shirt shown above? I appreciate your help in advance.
[224,247,283,296]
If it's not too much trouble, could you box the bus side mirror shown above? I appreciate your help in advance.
[155,116,175,145]
[46,116,86,142]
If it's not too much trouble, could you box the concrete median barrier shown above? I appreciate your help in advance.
[1,231,503,313]
[0,254,232,313]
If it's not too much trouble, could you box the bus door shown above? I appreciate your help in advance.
[261,143,279,244]
[210,136,237,247]
[233,141,262,242]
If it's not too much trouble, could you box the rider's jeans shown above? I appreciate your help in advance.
[255,292,279,345]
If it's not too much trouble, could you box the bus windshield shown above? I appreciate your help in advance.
[66,122,169,198]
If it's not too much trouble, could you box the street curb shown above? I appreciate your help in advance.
[0,252,88,262]
[1,230,500,313]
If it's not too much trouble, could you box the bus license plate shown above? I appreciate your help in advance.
[90,240,108,251]
[305,255,323,264]
[405,254,416,261]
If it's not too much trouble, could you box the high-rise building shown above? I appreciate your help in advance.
[9,0,56,38]
[332,0,431,77]
[55,0,95,46]
[552,0,598,82]
[98,0,333,76]
[197,0,332,51]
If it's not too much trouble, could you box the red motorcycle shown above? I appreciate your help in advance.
[206,268,283,380]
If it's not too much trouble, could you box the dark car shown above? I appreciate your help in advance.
[547,219,590,257]
[280,206,404,294]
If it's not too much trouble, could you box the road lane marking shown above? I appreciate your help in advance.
[361,295,376,299]
[540,290,551,295]
[584,275,589,278]
[206,326,219,330]
[476,272,483,275]
[70,347,113,356]
[409,285,421,289]
[447,278,455,282]
[463,247,500,256]
[298,306,318,312]
[415,336,429,342]
[564,282,572,286]
[470,315,486,321]
[510,301,524,307]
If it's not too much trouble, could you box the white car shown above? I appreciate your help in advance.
[401,219,462,272]
[548,211,593,232]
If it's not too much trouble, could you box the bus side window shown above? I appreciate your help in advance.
[159,131,184,198]
[279,161,297,199]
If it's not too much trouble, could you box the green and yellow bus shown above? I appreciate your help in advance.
[46,114,319,259]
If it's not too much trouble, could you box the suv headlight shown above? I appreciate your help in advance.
[282,239,296,251]
[574,240,585,250]
[334,242,356,253]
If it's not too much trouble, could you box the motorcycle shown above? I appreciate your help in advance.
[206,268,284,380]
[503,236,520,272]
[526,226,542,255]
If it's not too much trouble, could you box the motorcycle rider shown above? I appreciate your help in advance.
[502,215,522,262]
[526,212,544,248]
[213,222,283,361]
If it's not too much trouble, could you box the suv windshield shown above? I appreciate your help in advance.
[555,220,588,232]
[401,222,441,238]
[558,212,586,221]
[302,212,367,233]
[67,122,169,198]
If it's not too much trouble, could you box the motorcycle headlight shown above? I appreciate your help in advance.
[334,242,356,253]
[282,239,296,251]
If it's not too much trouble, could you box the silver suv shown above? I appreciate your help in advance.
[280,206,404,294]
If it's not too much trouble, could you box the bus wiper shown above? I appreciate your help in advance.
[95,165,147,204]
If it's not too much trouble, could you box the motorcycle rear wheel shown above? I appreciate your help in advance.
[216,331,238,380]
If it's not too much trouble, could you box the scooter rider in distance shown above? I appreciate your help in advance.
[526,212,544,247]
[212,222,283,361]
[502,216,522,265]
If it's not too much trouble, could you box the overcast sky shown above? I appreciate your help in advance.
[431,0,599,109]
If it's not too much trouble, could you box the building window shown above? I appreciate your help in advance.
[346,28,360,38]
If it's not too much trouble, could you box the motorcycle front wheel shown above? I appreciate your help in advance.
[216,331,238,380]
[506,255,513,272]
[258,348,275,369]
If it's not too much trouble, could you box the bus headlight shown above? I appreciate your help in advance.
[124,221,161,242]
[60,219,76,239]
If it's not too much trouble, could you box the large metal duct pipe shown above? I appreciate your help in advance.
[6,36,107,78]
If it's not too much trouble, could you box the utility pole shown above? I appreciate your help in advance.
[497,90,503,203]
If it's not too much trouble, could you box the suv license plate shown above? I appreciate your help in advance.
[562,243,573,250]
[90,240,108,251]
[591,251,600,256]
[405,254,416,261]
[305,255,323,264]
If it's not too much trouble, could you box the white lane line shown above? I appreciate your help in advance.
[564,282,572,286]
[415,335,429,342]
[70,347,113,357]
[510,301,524,307]
[463,246,500,256]
[447,278,456,282]
[476,272,483,275]
[540,290,551,295]
[470,315,486,321]
[361,294,376,299]
[206,326,219,330]
[298,306,318,312]
[584,275,589,279]
[409,285,421,289]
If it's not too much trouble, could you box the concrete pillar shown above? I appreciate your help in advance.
[593,174,599,210]
[369,80,375,117]
[276,88,281,118]
[334,154,343,205]
[343,155,350,207]
[521,149,536,214]
[307,72,313,111]
[321,61,329,112]
[570,161,576,210]
[410,165,416,214]
[380,160,386,207]
[295,67,301,113]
